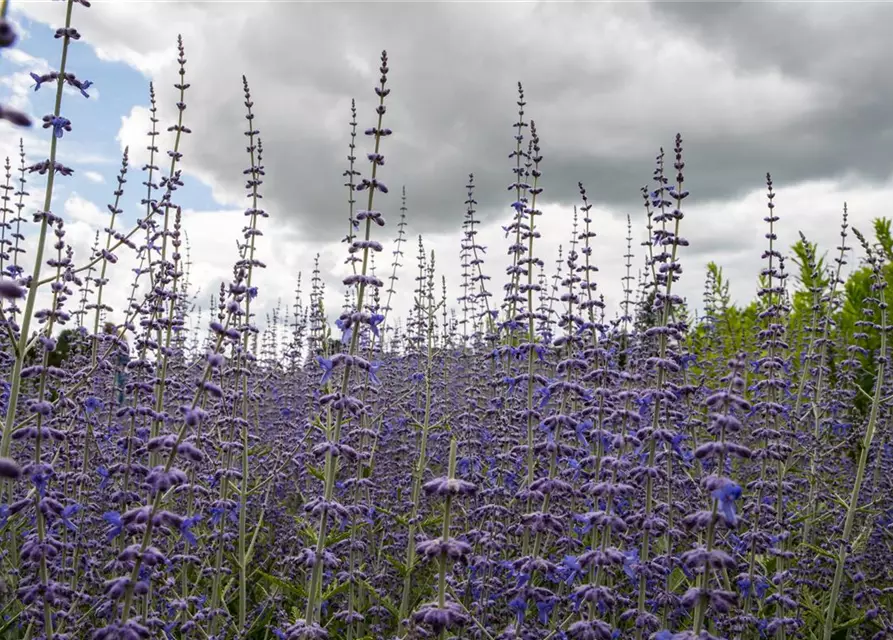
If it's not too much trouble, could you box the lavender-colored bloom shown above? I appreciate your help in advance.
[42,114,72,138]
[0,103,30,126]
[316,355,335,384]
[368,360,382,385]
[103,511,123,540]
[84,396,103,413]
[0,457,21,479]
[30,71,52,91]
[0,277,25,300]
[0,18,17,47]
[568,620,613,640]
[412,601,469,633]
[280,620,328,639]
[97,466,110,489]
[59,503,80,531]
[621,548,639,581]
[179,515,201,545]
[334,317,353,344]
[423,476,477,497]
[368,312,385,336]
[92,621,151,640]
[710,478,742,527]
[508,595,527,625]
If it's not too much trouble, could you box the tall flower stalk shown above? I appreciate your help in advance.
[633,136,688,639]
[0,0,87,478]
[296,50,392,639]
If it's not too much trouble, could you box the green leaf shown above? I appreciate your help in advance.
[296,521,318,545]
[799,592,825,627]
[829,490,851,511]
[0,610,22,635]
[834,614,867,632]
[306,464,326,482]
[801,543,838,562]
[325,529,354,547]
[420,515,443,529]
[374,507,407,527]
[322,580,350,601]
[668,567,689,592]
[257,570,306,599]
[383,553,408,577]
[248,444,273,457]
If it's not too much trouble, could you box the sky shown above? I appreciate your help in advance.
[2,0,893,339]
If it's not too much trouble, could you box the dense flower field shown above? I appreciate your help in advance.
[0,1,891,639]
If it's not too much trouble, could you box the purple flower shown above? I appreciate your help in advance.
[0,457,21,480]
[335,317,353,344]
[60,503,80,532]
[0,104,30,127]
[103,511,123,540]
[77,79,93,98]
[31,466,51,496]
[368,361,382,385]
[0,278,25,300]
[622,548,639,581]
[97,466,110,490]
[29,71,49,91]
[42,115,72,138]
[369,312,385,337]
[736,574,769,599]
[711,479,743,527]
[84,396,103,414]
[180,515,201,546]
[411,602,468,634]
[210,506,226,526]
[508,594,527,625]
[574,419,592,446]
[537,598,556,624]
[562,555,582,585]
[316,356,335,385]
[422,476,477,497]
[0,19,17,47]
